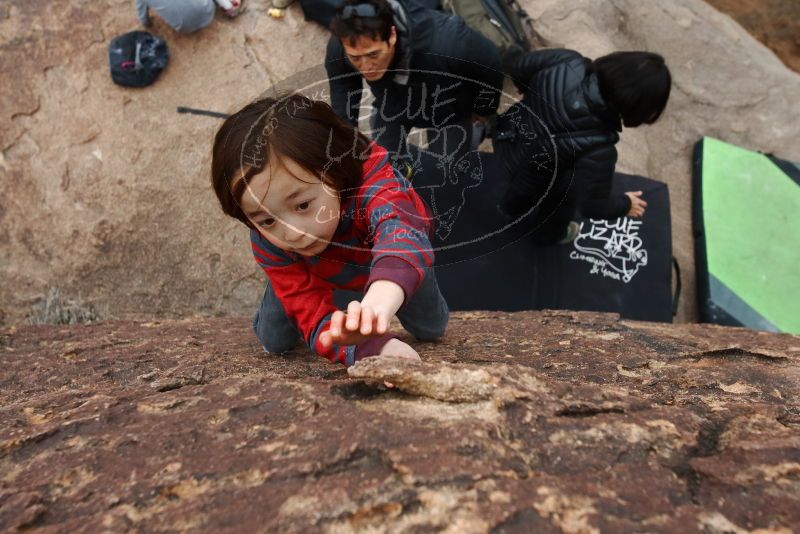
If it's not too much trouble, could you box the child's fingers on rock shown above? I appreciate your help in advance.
[321,331,334,347]
[330,310,346,336]
[360,306,374,335]
[376,313,388,334]
[346,301,361,330]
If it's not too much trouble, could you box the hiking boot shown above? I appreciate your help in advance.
[556,221,580,245]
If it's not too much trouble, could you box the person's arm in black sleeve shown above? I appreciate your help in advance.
[447,24,504,117]
[583,193,632,220]
[575,144,631,220]
[507,48,582,90]
[325,37,362,126]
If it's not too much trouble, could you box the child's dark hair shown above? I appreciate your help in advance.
[211,93,371,227]
[591,51,671,127]
[330,0,394,46]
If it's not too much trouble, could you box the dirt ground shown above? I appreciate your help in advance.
[706,0,800,72]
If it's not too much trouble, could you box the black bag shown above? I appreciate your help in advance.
[442,0,535,55]
[108,31,169,88]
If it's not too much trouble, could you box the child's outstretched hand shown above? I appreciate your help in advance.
[319,300,392,348]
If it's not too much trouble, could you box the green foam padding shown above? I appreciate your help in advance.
[701,137,800,333]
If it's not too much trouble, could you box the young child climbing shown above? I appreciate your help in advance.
[210,94,449,366]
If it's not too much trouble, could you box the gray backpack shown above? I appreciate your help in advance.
[443,0,537,55]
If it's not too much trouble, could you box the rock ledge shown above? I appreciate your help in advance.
[1,310,798,532]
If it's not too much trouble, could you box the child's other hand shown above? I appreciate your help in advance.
[319,300,392,348]
[625,191,648,218]
[378,338,420,360]
[378,338,420,389]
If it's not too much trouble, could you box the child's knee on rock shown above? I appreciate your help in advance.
[252,314,300,354]
[256,332,299,354]
[406,309,449,341]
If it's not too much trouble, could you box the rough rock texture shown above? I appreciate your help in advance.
[1,0,799,326]
[1,311,799,531]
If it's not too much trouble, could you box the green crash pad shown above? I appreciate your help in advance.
[693,137,800,333]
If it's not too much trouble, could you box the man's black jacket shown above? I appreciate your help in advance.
[325,0,503,129]
[495,48,631,219]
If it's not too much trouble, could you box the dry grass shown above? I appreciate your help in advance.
[28,287,103,325]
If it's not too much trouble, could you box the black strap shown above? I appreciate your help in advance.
[177,106,230,119]
[672,256,681,317]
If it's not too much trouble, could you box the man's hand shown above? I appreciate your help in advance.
[625,191,648,218]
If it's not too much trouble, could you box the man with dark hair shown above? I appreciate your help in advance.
[325,0,503,167]
[494,48,671,244]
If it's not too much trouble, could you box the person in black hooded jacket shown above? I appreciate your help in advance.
[325,0,503,166]
[494,49,671,244]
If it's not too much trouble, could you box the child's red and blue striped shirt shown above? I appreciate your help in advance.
[250,143,434,366]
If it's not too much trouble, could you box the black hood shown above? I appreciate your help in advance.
[384,0,438,85]
[584,71,622,133]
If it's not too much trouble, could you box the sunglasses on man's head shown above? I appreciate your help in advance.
[341,3,379,19]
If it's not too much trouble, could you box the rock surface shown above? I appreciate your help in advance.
[1,311,799,531]
[1,0,799,326]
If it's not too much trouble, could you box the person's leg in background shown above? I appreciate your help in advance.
[252,280,302,353]
[425,117,474,180]
[529,169,579,245]
[497,146,558,219]
[414,118,478,239]
[370,107,413,167]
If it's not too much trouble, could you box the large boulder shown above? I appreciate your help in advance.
[1,311,798,530]
[0,0,798,325]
